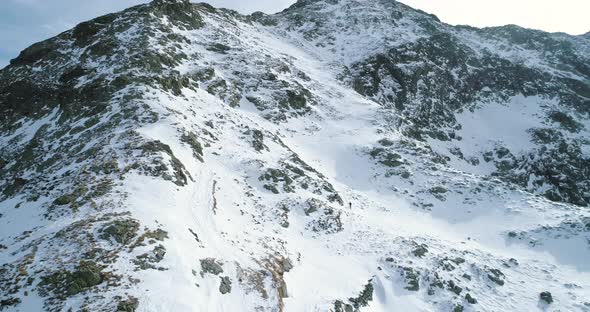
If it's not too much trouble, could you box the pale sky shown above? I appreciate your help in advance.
[0,0,588,68]
[401,0,590,35]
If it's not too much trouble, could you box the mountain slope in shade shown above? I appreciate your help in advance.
[0,0,589,311]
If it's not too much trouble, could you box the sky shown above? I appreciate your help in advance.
[0,0,589,68]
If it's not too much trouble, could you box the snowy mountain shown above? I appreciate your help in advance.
[1,0,589,311]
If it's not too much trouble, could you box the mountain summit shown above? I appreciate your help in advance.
[1,0,589,311]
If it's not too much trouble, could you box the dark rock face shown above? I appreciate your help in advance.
[540,291,553,304]
[200,258,224,275]
[496,139,590,206]
[465,293,477,304]
[274,0,590,207]
[334,280,374,312]
[219,276,232,294]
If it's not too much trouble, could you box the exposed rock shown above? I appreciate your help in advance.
[219,276,232,294]
[281,258,294,273]
[540,291,553,304]
[200,258,223,276]
[402,267,420,291]
[348,280,374,309]
[334,279,374,312]
[465,293,477,304]
[487,268,505,286]
[412,244,428,258]
[447,280,462,295]
[181,132,204,162]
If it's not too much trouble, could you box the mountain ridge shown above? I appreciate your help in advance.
[0,0,589,311]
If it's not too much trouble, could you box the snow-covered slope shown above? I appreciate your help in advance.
[1,0,589,311]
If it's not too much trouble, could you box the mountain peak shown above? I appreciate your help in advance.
[152,0,191,5]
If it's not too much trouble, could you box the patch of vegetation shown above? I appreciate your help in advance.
[53,185,88,209]
[39,261,104,298]
[117,296,139,312]
[53,195,75,206]
[100,220,140,245]
[132,228,169,249]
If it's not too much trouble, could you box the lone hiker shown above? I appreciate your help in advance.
[349,202,352,209]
